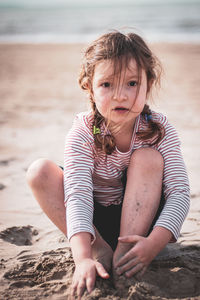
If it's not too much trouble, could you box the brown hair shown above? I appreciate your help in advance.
[79,30,164,154]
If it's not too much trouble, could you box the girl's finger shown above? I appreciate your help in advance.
[70,281,77,296]
[70,294,76,300]
[86,276,95,294]
[118,235,141,243]
[95,262,110,279]
[116,257,138,275]
[77,279,86,298]
[139,265,147,276]
[115,248,136,268]
[125,262,144,278]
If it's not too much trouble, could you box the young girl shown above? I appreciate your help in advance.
[27,31,190,299]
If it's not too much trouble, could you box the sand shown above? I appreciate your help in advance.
[0,42,200,299]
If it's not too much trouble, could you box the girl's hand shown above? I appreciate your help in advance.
[115,235,157,278]
[71,258,109,299]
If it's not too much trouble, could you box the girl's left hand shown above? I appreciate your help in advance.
[114,235,157,278]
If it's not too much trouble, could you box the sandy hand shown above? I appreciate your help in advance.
[70,258,109,299]
[114,235,156,277]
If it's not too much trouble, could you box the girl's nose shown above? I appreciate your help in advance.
[112,88,128,102]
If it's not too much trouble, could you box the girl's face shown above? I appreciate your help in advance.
[92,58,148,131]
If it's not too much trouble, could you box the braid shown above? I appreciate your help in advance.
[92,102,164,153]
[91,101,116,155]
[137,104,164,145]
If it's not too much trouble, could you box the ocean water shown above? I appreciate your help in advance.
[0,0,200,43]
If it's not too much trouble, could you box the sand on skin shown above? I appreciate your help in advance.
[0,43,200,299]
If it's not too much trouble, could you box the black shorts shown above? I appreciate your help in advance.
[93,193,165,251]
[93,201,123,251]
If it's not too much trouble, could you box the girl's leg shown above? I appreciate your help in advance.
[113,148,164,266]
[26,159,67,234]
[26,159,113,270]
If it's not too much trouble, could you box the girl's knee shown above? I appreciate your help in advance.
[26,158,53,187]
[130,148,164,171]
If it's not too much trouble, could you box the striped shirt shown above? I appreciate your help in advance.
[64,110,190,242]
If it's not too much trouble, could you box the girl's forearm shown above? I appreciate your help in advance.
[70,232,93,264]
[147,226,173,255]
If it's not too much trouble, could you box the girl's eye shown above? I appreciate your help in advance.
[128,81,137,87]
[102,82,110,88]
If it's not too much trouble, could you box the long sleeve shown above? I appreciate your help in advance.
[64,118,95,241]
[154,118,190,240]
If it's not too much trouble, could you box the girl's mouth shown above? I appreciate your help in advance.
[113,107,129,112]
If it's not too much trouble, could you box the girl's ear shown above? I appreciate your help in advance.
[82,79,90,91]
[88,82,95,102]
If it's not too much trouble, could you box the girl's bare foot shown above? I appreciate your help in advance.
[112,242,133,288]
[92,229,113,273]
[112,242,132,271]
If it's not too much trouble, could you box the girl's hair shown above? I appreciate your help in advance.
[79,30,164,155]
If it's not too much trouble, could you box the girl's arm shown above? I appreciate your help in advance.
[70,232,109,298]
[154,119,190,241]
[70,232,92,264]
[115,116,190,277]
[64,115,109,297]
[64,118,96,243]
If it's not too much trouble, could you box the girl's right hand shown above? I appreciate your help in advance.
[70,258,109,299]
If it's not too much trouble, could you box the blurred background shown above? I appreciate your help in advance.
[0,0,200,181]
[0,0,200,43]
[0,0,200,178]
[0,3,200,298]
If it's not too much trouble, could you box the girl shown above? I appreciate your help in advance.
[27,31,190,299]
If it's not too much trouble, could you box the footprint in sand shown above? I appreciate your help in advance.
[0,158,16,166]
[0,226,38,246]
[3,248,73,295]
[0,183,6,190]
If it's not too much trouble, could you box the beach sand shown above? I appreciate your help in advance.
[0,42,200,299]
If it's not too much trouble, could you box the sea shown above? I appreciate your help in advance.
[0,0,200,44]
